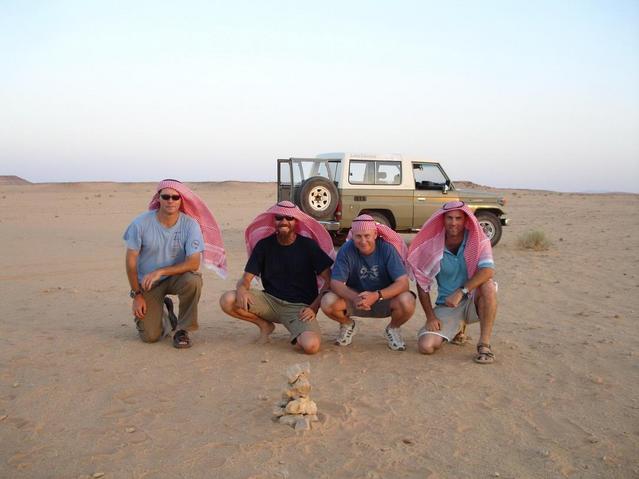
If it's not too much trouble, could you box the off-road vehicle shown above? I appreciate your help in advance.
[277,153,509,246]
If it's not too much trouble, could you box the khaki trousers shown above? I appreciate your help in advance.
[135,272,203,343]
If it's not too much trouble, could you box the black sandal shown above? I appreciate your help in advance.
[474,342,495,364]
[173,329,191,349]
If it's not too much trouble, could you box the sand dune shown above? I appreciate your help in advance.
[1,181,638,478]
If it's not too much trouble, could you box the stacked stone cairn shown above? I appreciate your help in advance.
[272,362,319,431]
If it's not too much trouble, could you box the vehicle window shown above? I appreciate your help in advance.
[350,160,401,185]
[349,160,373,184]
[377,161,401,185]
[290,160,332,186]
[279,162,291,185]
[413,163,448,190]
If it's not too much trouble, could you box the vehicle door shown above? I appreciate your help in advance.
[412,163,454,228]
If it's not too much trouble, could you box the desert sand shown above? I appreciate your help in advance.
[1,181,638,479]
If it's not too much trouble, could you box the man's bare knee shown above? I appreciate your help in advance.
[219,291,236,313]
[297,332,320,355]
[320,292,339,315]
[418,336,441,355]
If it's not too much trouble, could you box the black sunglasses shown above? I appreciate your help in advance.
[274,215,295,221]
[160,194,181,201]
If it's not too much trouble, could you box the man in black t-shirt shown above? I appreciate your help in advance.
[219,201,334,354]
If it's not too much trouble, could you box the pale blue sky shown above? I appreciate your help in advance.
[1,0,638,192]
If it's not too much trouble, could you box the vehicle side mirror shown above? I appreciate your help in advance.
[442,183,449,194]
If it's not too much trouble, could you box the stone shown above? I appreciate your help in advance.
[307,414,319,422]
[290,376,311,396]
[272,406,286,417]
[294,416,311,431]
[285,397,317,415]
[286,362,310,383]
[93,474,105,479]
[125,427,136,433]
[278,415,298,427]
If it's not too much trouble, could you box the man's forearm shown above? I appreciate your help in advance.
[330,280,359,302]
[379,275,409,299]
[464,268,494,293]
[154,254,201,278]
[125,252,141,291]
[418,287,437,321]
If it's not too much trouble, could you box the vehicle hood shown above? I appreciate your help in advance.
[454,188,505,206]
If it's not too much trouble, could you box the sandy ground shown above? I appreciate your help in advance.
[1,181,638,479]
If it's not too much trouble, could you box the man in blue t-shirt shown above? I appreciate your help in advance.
[409,201,498,364]
[123,180,205,348]
[219,202,334,354]
[321,215,416,351]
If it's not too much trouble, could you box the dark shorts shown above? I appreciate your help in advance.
[248,290,320,343]
[346,291,416,318]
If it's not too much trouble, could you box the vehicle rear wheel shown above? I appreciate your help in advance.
[475,211,502,247]
[297,177,338,220]
[365,211,392,228]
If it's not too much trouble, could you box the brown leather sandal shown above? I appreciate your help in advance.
[474,342,495,364]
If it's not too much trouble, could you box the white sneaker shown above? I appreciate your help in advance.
[335,320,358,346]
[384,326,406,351]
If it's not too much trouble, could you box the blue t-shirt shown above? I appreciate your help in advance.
[123,211,205,283]
[435,230,494,304]
[331,238,407,292]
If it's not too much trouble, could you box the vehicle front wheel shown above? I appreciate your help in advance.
[475,211,502,247]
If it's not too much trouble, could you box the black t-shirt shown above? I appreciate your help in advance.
[245,234,334,305]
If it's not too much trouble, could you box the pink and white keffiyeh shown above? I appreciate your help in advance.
[347,214,408,261]
[149,179,227,278]
[244,201,335,260]
[407,202,493,292]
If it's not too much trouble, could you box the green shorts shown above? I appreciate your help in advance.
[248,290,320,344]
[418,296,479,342]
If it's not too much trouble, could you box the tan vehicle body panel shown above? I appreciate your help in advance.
[277,153,508,244]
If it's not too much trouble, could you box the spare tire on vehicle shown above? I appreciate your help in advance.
[296,177,339,220]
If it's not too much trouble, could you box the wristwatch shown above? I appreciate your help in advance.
[129,289,142,298]
[461,287,470,297]
[376,290,384,302]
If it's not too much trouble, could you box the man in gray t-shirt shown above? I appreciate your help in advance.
[123,180,205,348]
[320,214,416,351]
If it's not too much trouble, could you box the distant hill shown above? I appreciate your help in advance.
[0,176,31,185]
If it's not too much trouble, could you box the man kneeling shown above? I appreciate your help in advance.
[321,214,415,351]
[407,201,498,364]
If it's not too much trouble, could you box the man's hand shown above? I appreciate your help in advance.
[426,317,441,332]
[444,289,464,308]
[141,270,163,291]
[355,291,378,310]
[298,307,316,322]
[132,295,147,319]
[235,286,254,311]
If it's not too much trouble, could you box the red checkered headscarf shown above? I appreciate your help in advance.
[244,201,335,260]
[149,179,227,278]
[406,201,493,292]
[346,214,408,261]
